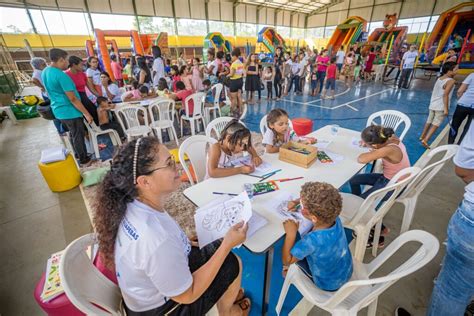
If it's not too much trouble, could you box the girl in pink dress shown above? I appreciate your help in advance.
[191,57,204,92]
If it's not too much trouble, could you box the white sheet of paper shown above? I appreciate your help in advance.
[264,190,313,236]
[195,191,252,248]
[230,156,273,177]
[247,212,268,238]
[351,137,370,152]
[140,100,151,106]
[40,147,69,164]
[312,139,332,149]
[325,151,344,162]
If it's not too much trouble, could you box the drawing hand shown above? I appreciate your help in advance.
[223,221,248,249]
[287,200,299,212]
[252,155,263,167]
[283,219,299,235]
[240,165,255,174]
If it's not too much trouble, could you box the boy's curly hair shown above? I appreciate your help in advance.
[300,182,342,224]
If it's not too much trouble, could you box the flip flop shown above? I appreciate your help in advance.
[236,297,251,315]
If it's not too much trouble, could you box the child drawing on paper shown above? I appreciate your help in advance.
[206,120,263,178]
[202,201,245,232]
[281,182,353,291]
[262,108,316,153]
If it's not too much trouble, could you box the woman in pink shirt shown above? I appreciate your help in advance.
[110,54,123,87]
[315,49,330,95]
[349,125,410,247]
[65,55,100,124]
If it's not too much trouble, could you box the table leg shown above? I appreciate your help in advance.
[262,247,274,315]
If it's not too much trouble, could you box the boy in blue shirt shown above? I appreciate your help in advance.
[282,182,353,291]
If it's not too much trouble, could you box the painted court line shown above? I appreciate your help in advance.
[335,88,393,108]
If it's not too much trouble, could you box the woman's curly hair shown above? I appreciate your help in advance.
[93,137,161,268]
[300,182,342,224]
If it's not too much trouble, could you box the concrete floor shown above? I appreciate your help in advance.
[0,116,465,315]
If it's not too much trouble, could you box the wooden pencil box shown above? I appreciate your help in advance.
[279,141,318,168]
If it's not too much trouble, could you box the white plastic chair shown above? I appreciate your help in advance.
[115,105,152,141]
[259,114,293,137]
[180,92,206,136]
[0,106,18,125]
[148,98,180,146]
[276,230,439,316]
[366,110,411,141]
[205,117,246,140]
[396,144,458,234]
[340,167,420,260]
[59,234,124,315]
[204,83,223,123]
[83,119,122,160]
[178,135,216,185]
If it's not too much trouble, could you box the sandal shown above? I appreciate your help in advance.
[236,297,251,315]
[366,235,385,249]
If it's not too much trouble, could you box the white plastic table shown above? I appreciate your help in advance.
[183,125,368,314]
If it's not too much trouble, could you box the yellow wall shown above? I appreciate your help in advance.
[2,32,423,52]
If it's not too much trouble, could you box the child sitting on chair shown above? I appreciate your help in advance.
[262,108,316,153]
[166,81,194,116]
[281,182,353,291]
[121,81,155,102]
[206,120,262,178]
[201,79,215,107]
[96,96,125,140]
[156,77,169,97]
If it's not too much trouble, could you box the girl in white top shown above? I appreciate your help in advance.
[93,137,251,315]
[86,56,102,96]
[420,61,458,148]
[262,108,316,153]
[207,120,263,178]
[100,71,123,103]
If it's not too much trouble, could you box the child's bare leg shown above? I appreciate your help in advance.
[423,125,439,144]
[331,89,335,98]
[216,256,246,315]
[420,123,431,140]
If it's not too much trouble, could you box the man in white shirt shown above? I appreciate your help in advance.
[449,73,474,144]
[398,44,418,89]
[336,45,345,73]
[298,51,308,94]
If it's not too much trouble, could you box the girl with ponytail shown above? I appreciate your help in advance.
[93,136,251,315]
[349,125,411,246]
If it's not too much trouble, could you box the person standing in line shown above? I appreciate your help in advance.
[42,48,93,165]
[66,56,100,125]
[273,47,285,100]
[110,54,123,87]
[30,57,67,136]
[152,46,165,89]
[336,45,345,74]
[449,72,474,144]
[398,45,418,89]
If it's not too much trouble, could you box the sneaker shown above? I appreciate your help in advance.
[395,307,411,316]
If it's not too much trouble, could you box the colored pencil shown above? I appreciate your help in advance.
[212,192,238,196]
[244,174,263,179]
[276,177,304,182]
[261,169,282,178]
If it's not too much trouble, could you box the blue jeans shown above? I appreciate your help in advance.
[428,199,474,316]
[349,173,390,199]
[317,71,326,93]
[53,119,67,135]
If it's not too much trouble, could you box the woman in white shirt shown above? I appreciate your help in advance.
[151,46,165,88]
[93,137,250,315]
[86,56,102,96]
[100,71,123,103]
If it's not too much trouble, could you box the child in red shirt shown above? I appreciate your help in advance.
[167,81,195,115]
[169,65,181,92]
[322,56,337,99]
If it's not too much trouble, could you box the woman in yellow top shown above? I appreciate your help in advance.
[227,48,245,118]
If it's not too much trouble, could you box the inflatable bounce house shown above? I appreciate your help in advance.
[256,27,288,63]
[203,32,232,63]
[363,13,407,58]
[327,16,367,55]
[424,2,474,75]
[85,29,169,82]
